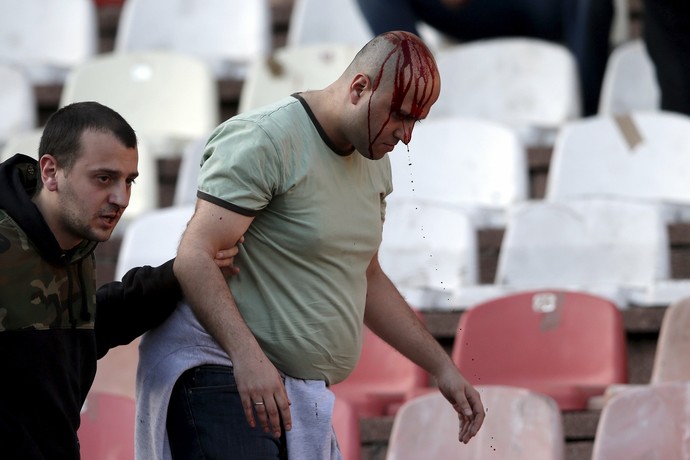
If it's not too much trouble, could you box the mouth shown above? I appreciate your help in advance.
[99,212,121,228]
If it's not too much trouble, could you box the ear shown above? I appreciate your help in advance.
[39,154,60,192]
[349,73,370,104]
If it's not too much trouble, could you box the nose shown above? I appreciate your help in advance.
[395,119,415,145]
[109,181,131,209]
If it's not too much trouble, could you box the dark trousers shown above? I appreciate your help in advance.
[167,365,288,460]
[643,0,690,115]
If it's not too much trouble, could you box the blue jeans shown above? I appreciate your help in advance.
[167,365,288,460]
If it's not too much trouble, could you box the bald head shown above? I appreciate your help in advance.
[343,31,440,119]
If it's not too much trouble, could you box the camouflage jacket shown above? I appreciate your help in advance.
[0,154,183,459]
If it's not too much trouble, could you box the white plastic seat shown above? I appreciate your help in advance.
[115,205,195,280]
[598,39,660,115]
[493,199,670,305]
[387,116,528,228]
[239,43,360,113]
[591,382,690,460]
[172,135,208,206]
[379,200,478,310]
[114,0,271,80]
[431,38,581,147]
[0,65,36,150]
[0,0,98,85]
[60,51,219,159]
[386,387,565,460]
[286,0,373,48]
[0,128,42,163]
[545,111,690,223]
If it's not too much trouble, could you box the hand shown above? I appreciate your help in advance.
[233,346,292,438]
[436,367,485,443]
[213,235,244,276]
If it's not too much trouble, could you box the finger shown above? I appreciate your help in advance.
[275,393,292,433]
[252,398,272,434]
[241,394,257,429]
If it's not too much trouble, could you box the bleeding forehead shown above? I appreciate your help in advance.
[375,33,439,118]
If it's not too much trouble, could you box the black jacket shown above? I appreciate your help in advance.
[0,154,182,459]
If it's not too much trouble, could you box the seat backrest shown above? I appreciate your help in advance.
[114,0,271,80]
[286,0,373,47]
[0,128,42,163]
[379,200,478,303]
[387,116,528,227]
[650,296,690,383]
[114,205,194,280]
[431,38,581,146]
[172,135,208,206]
[386,387,565,460]
[0,0,98,85]
[60,51,219,158]
[598,39,660,115]
[545,112,690,217]
[332,398,361,460]
[495,199,670,291]
[451,290,628,390]
[78,392,136,460]
[591,382,690,460]
[0,65,36,148]
[239,43,360,113]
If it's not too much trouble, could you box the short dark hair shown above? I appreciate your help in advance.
[39,101,137,172]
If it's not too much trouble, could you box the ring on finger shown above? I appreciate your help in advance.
[253,401,265,406]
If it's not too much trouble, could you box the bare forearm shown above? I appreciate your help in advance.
[174,251,262,363]
[364,267,454,377]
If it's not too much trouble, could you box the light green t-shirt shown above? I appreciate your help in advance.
[197,96,393,384]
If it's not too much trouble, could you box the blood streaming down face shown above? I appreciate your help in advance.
[366,32,438,156]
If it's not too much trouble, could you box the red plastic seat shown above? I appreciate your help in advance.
[333,398,361,460]
[451,290,628,410]
[331,315,429,417]
[386,386,565,460]
[591,382,690,459]
[78,392,135,460]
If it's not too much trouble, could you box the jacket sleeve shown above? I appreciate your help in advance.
[94,258,183,359]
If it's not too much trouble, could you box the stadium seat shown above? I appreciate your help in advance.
[0,128,42,163]
[387,116,528,228]
[591,382,690,460]
[378,199,478,309]
[603,296,690,403]
[545,111,690,223]
[286,0,373,48]
[172,135,208,206]
[386,387,565,460]
[451,290,628,410]
[114,205,194,280]
[239,43,360,114]
[90,338,140,400]
[60,51,219,159]
[78,392,136,460]
[0,65,36,151]
[598,40,660,115]
[0,0,98,85]
[495,198,669,305]
[431,38,581,146]
[333,398,361,460]
[114,0,271,80]
[330,316,429,418]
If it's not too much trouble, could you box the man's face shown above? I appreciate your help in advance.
[354,40,441,160]
[53,130,138,247]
